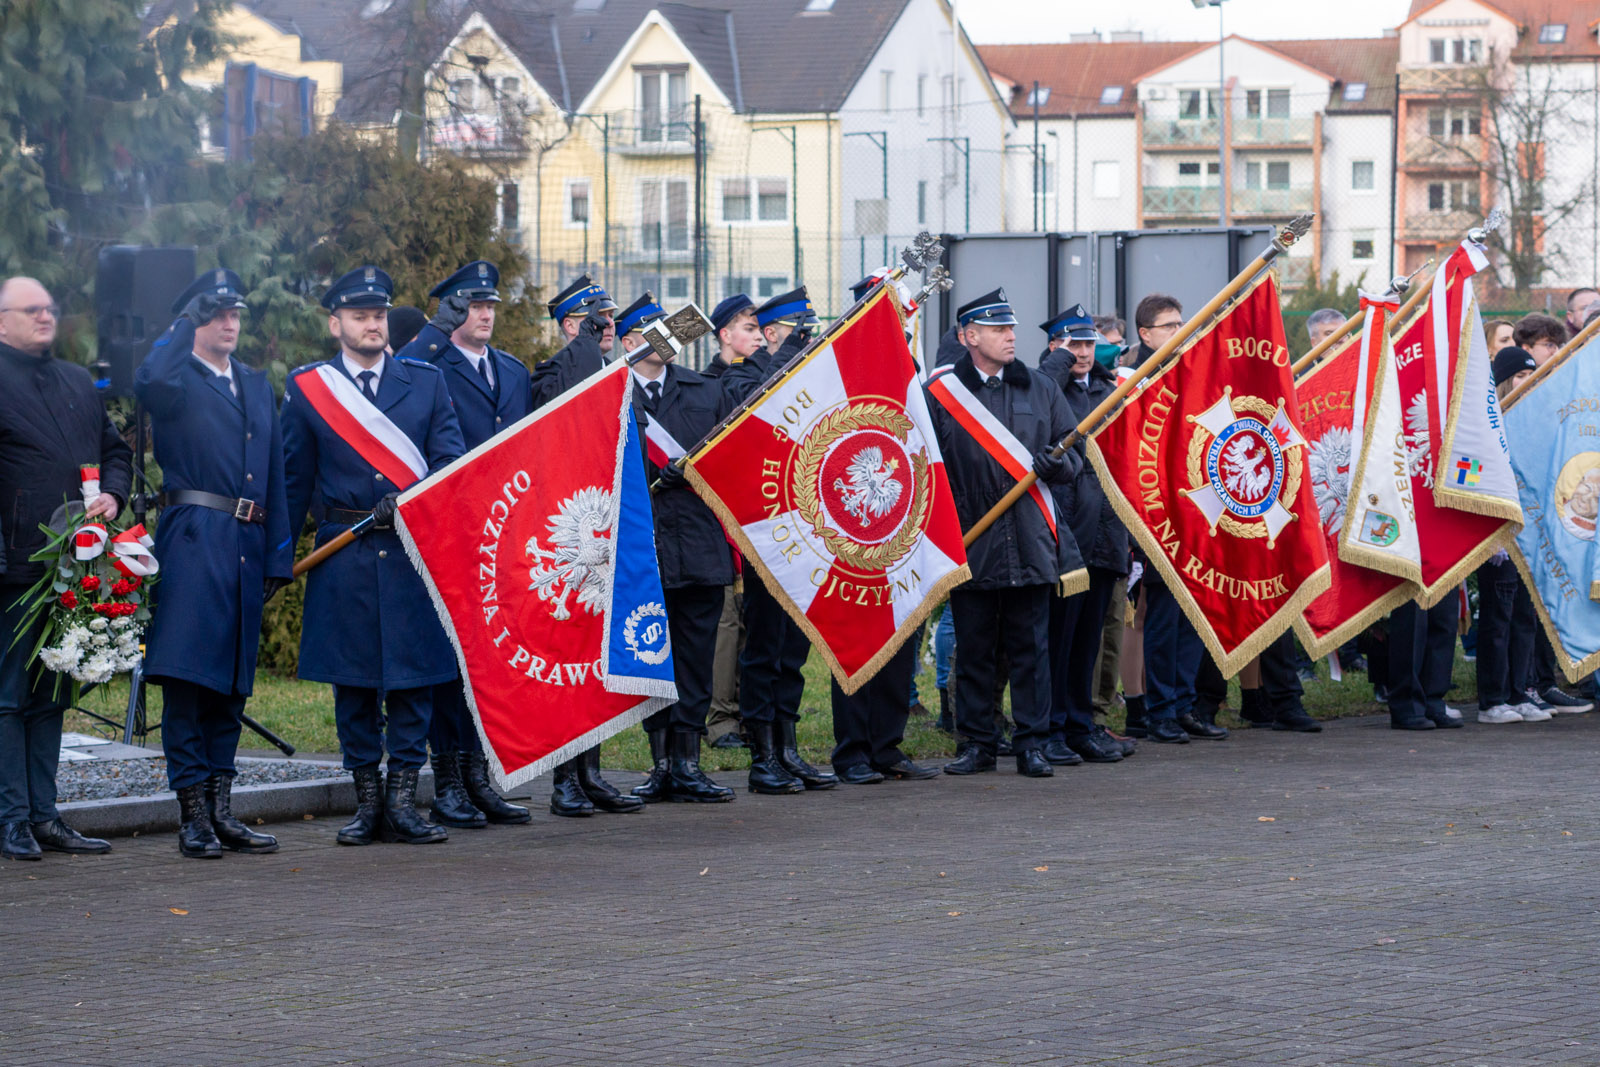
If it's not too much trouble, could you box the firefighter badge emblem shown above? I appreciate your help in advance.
[1183,389,1306,547]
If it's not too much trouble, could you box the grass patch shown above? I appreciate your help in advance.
[65,641,1484,772]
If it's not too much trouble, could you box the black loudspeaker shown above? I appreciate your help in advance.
[96,245,196,397]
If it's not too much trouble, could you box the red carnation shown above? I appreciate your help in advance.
[128,577,142,591]
[92,602,112,616]
[111,579,133,596]
[120,603,137,618]
[81,575,101,592]
[59,591,78,609]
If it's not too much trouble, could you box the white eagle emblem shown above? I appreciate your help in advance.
[1404,391,1433,488]
[1220,435,1273,502]
[832,446,903,526]
[1307,425,1353,533]
[525,486,613,621]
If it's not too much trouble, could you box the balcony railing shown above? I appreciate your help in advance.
[429,118,526,159]
[1402,208,1481,241]
[1277,257,1312,288]
[1232,186,1314,215]
[1143,118,1220,148]
[1143,185,1220,216]
[1398,66,1490,94]
[1402,136,1484,168]
[1232,117,1314,146]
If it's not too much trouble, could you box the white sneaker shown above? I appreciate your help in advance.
[1443,705,1464,721]
[1478,704,1525,724]
[1515,702,1554,722]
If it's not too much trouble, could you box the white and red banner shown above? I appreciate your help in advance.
[686,286,970,693]
[1423,241,1522,521]
[296,364,428,489]
[397,360,676,788]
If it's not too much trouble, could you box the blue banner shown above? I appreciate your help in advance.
[603,415,677,695]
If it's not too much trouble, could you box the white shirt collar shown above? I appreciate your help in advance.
[342,352,383,387]
[631,367,664,392]
[195,355,233,382]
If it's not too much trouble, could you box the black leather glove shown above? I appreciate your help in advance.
[658,461,687,489]
[429,293,473,336]
[580,306,612,339]
[180,291,225,327]
[372,492,400,529]
[1033,447,1073,482]
[263,576,291,602]
[774,327,810,366]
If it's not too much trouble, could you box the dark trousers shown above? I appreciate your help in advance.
[1387,598,1456,722]
[645,583,724,736]
[1144,582,1204,722]
[157,679,245,791]
[1194,655,1228,716]
[0,584,64,824]
[1048,568,1116,741]
[1475,558,1535,708]
[428,679,484,756]
[1532,625,1558,693]
[1259,629,1306,715]
[739,570,808,725]
[830,639,913,770]
[949,584,1052,752]
[333,684,431,771]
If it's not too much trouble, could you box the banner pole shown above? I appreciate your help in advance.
[1289,258,1432,378]
[960,214,1315,549]
[1503,310,1600,410]
[291,513,377,578]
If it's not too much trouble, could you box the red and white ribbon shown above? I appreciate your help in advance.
[293,365,428,489]
[926,369,1058,539]
[110,524,159,577]
[642,412,686,469]
[73,523,108,561]
[79,464,100,508]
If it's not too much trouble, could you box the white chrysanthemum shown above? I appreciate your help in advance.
[111,617,133,630]
[89,617,109,631]
[39,645,82,673]
[76,653,116,684]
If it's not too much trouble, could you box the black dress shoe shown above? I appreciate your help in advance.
[1041,738,1084,766]
[875,758,939,780]
[1177,713,1229,740]
[1098,726,1137,757]
[1390,716,1437,731]
[1273,706,1323,733]
[943,746,997,775]
[1426,711,1464,729]
[995,733,1014,757]
[1067,730,1124,763]
[709,731,747,750]
[30,817,111,855]
[2,820,41,861]
[1015,748,1054,778]
[836,763,885,784]
[1145,719,1191,744]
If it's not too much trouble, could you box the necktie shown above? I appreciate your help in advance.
[358,370,377,402]
[984,376,1002,391]
[476,356,493,389]
[646,381,662,412]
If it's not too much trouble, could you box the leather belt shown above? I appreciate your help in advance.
[326,508,374,526]
[161,490,266,524]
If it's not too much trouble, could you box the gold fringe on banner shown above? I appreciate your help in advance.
[1432,294,1525,523]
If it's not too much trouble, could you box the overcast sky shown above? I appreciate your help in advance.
[958,0,1415,44]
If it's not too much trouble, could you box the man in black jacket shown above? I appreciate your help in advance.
[1038,305,1139,762]
[0,276,133,861]
[926,289,1081,778]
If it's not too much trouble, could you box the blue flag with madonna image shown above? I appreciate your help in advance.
[601,413,678,696]
[1504,338,1600,683]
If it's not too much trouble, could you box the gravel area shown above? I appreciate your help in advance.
[55,756,348,803]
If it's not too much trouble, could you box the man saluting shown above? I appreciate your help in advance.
[281,266,466,846]
[136,270,292,858]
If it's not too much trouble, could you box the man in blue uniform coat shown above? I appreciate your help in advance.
[136,270,293,858]
[282,266,466,846]
[396,260,534,828]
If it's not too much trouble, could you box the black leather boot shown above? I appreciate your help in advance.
[631,729,671,802]
[934,688,954,733]
[549,758,595,816]
[576,746,643,813]
[337,767,384,845]
[746,721,804,795]
[429,751,487,828]
[666,730,735,803]
[205,774,277,853]
[1240,687,1274,727]
[1123,694,1149,737]
[462,751,532,824]
[775,718,837,790]
[176,783,222,859]
[383,767,448,844]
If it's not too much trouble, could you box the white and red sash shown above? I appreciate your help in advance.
[295,364,428,489]
[926,369,1057,539]
[642,412,686,469]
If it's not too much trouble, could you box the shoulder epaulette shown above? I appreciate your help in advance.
[288,361,325,377]
[399,357,440,371]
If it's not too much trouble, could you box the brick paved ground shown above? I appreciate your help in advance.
[6,711,1600,1066]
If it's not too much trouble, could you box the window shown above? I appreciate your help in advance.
[1266,161,1290,189]
[1245,89,1261,118]
[1539,23,1566,44]
[1428,106,1480,139]
[1352,159,1375,191]
[498,182,519,233]
[1267,88,1290,119]
[804,0,835,11]
[1178,160,1220,185]
[640,178,689,252]
[917,74,927,118]
[757,276,787,298]
[1026,85,1051,107]
[724,275,751,297]
[1100,85,1123,105]
[1428,182,1446,211]
[636,65,688,143]
[721,177,788,223]
[567,179,590,225]
[666,276,689,300]
[1092,160,1120,198]
[498,76,520,101]
[1244,161,1261,189]
[1343,82,1367,102]
[917,180,927,224]
[1179,88,1219,119]
[880,70,892,113]
[1429,37,1483,64]
[1427,180,1479,212]
[450,78,478,113]
[1351,232,1375,260]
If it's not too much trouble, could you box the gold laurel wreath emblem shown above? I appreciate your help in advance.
[1184,394,1302,540]
[793,403,932,571]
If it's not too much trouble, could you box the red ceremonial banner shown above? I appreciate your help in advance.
[1088,273,1330,674]
[1390,310,1512,605]
[396,362,671,788]
[1293,330,1413,658]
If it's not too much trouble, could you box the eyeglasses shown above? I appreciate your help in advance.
[1530,339,1560,352]
[1145,319,1182,333]
[0,304,60,319]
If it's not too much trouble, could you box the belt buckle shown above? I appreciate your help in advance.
[233,497,255,522]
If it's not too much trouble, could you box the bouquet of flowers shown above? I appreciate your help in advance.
[11,466,160,700]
